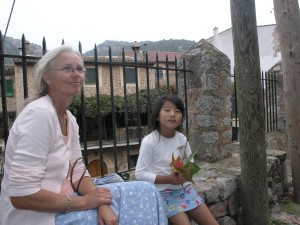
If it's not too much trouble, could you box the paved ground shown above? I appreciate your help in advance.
[270,158,300,225]
[270,202,300,225]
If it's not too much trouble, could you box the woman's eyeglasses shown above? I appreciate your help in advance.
[48,66,87,74]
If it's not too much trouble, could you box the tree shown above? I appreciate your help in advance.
[273,0,300,203]
[230,0,269,224]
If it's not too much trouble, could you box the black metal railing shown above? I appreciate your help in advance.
[0,32,191,181]
[0,31,279,183]
[231,70,279,142]
[78,46,191,178]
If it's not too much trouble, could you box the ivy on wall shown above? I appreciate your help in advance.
[69,85,175,118]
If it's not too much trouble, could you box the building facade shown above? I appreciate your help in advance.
[206,24,281,73]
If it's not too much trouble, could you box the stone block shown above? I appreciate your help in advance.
[217,216,237,225]
[227,193,239,216]
[208,201,228,218]
[216,177,237,201]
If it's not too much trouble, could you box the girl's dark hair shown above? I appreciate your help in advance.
[149,94,185,132]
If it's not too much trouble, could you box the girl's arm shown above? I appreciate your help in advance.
[155,174,186,185]
[135,139,157,183]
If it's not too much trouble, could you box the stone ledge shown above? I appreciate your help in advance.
[192,150,288,225]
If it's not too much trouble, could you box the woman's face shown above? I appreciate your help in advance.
[44,51,85,97]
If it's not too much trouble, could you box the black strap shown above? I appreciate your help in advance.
[70,157,87,193]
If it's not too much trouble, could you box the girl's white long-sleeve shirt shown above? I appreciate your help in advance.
[0,95,88,225]
[135,130,192,191]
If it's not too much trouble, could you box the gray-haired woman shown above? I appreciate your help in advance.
[0,45,167,225]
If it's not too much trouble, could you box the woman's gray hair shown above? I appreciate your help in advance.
[25,45,83,105]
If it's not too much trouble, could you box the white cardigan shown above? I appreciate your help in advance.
[0,95,87,225]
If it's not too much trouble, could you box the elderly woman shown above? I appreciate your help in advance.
[0,45,167,225]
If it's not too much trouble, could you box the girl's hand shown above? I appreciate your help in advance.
[97,205,118,225]
[167,172,186,185]
[83,187,112,209]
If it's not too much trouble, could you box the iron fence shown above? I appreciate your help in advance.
[0,33,191,181]
[231,71,279,142]
[0,32,279,184]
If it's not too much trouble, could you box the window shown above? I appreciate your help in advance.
[0,79,14,97]
[85,68,96,85]
[6,80,13,97]
[125,67,136,84]
[120,67,139,87]
[155,67,164,79]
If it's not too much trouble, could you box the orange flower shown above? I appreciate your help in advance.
[174,161,183,168]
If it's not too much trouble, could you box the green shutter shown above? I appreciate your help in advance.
[85,68,96,84]
[125,68,136,84]
[5,79,13,97]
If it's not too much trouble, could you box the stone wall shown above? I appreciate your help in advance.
[191,144,288,225]
[127,139,289,224]
[266,131,287,153]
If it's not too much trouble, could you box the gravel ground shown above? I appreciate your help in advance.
[270,203,300,225]
[270,158,300,225]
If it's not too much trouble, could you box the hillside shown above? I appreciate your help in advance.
[2,37,43,64]
[83,39,197,56]
[2,37,196,63]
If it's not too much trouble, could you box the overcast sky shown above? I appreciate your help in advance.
[0,0,284,52]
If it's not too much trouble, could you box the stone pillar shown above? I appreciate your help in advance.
[266,62,288,153]
[177,39,232,162]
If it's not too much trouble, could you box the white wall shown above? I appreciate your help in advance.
[206,24,281,74]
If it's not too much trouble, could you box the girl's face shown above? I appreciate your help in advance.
[158,100,183,138]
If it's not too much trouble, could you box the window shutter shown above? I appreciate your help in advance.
[5,80,13,97]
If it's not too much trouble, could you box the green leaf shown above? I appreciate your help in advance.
[184,162,200,176]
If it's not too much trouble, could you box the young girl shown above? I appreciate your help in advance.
[135,94,218,225]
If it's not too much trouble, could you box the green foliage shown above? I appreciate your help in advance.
[69,86,176,118]
[270,220,289,225]
[70,95,113,118]
[279,201,300,217]
[184,162,200,176]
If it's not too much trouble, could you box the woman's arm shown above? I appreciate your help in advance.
[10,187,110,213]
[97,205,118,225]
[10,191,78,213]
[75,177,118,225]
